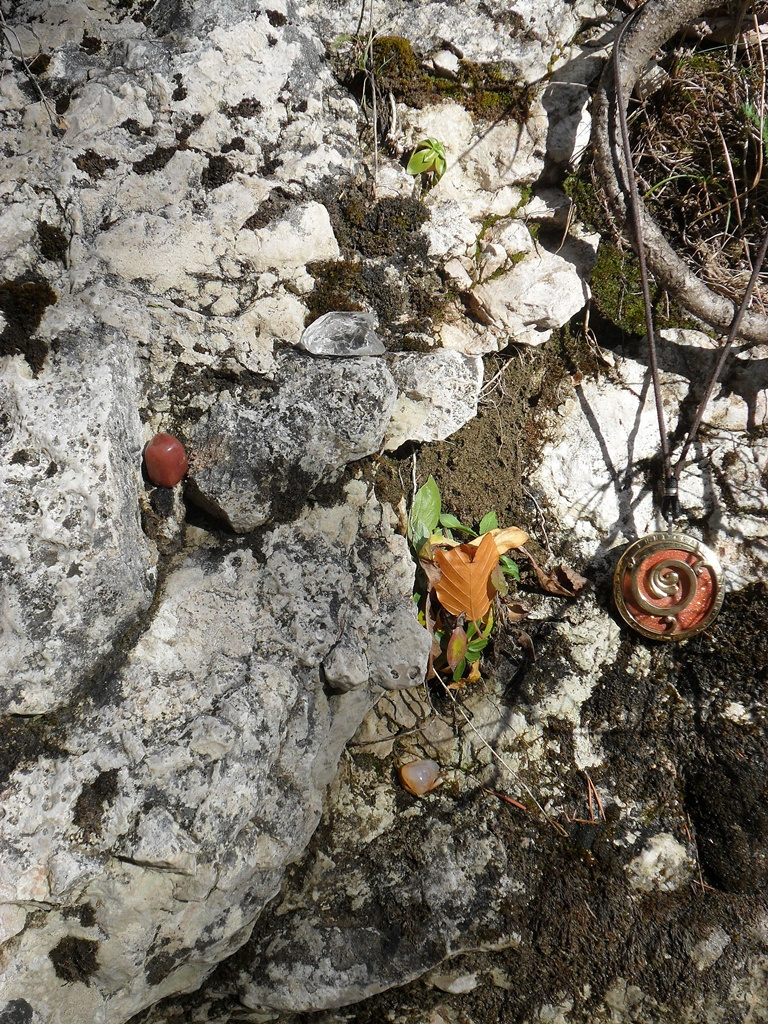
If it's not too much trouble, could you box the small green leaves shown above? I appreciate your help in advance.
[478,510,498,534]
[491,564,509,597]
[500,554,520,581]
[743,101,768,155]
[406,138,447,184]
[439,512,475,536]
[408,475,441,551]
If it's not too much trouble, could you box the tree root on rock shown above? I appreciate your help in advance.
[592,0,768,343]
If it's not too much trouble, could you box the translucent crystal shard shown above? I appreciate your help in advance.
[299,311,385,356]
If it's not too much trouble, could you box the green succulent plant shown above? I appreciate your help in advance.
[406,137,447,185]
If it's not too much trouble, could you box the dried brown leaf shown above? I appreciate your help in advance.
[504,600,531,623]
[448,660,482,688]
[434,532,499,620]
[418,556,443,591]
[516,629,536,661]
[552,563,588,595]
[522,547,588,597]
[472,526,529,554]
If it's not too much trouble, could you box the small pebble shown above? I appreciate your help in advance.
[144,433,189,488]
[399,758,441,796]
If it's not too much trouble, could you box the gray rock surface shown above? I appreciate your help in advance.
[185,350,482,533]
[0,324,156,715]
[7,0,735,1023]
[140,337,768,1024]
[0,482,431,1023]
[185,354,399,532]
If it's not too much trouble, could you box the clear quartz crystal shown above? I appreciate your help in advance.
[299,311,385,356]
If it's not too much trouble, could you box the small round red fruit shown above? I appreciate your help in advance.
[143,433,189,488]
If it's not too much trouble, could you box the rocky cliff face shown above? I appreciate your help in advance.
[1,0,767,1023]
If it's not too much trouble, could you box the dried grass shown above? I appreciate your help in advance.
[629,4,768,316]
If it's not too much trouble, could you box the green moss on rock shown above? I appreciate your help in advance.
[341,34,532,123]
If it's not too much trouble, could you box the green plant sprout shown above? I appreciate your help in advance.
[406,137,447,187]
[407,476,522,683]
[743,101,768,161]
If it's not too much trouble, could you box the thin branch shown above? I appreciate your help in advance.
[439,680,567,835]
[0,11,59,132]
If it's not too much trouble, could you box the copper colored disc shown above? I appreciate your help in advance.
[613,532,724,641]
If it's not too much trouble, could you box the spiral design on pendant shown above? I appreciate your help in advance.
[630,556,698,616]
[614,532,724,641]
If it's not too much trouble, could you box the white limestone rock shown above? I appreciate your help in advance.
[0,482,429,1023]
[541,39,609,167]
[625,833,696,892]
[404,100,546,229]
[430,49,461,79]
[690,928,731,972]
[234,201,341,273]
[383,351,484,451]
[488,218,536,259]
[470,233,598,346]
[516,187,574,228]
[0,325,156,715]
[305,0,599,84]
[477,241,508,281]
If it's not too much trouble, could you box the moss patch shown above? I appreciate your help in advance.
[48,936,99,985]
[340,35,533,123]
[306,179,451,348]
[74,150,118,180]
[227,96,262,119]
[564,172,699,344]
[201,154,235,191]
[144,946,193,986]
[0,277,57,374]
[73,769,120,839]
[80,32,102,54]
[243,188,293,230]
[319,181,429,259]
[132,145,177,175]
[0,716,64,790]
[37,221,68,263]
[0,1000,34,1024]
[305,260,366,320]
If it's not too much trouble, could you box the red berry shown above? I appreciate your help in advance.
[143,433,189,488]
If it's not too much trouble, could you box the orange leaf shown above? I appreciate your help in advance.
[433,532,499,620]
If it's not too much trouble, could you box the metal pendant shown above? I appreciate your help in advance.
[613,532,725,641]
